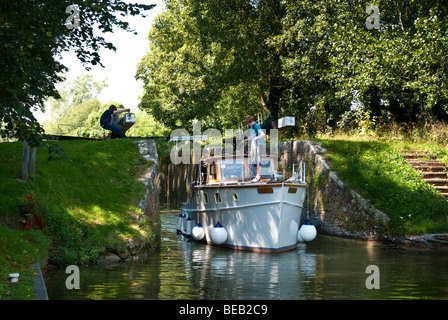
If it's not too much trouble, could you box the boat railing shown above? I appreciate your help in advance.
[289,161,306,184]
[195,155,306,186]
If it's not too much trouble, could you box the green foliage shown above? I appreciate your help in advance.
[324,0,448,124]
[54,98,105,137]
[337,107,377,136]
[136,0,284,131]
[47,74,108,123]
[41,74,170,138]
[43,205,103,266]
[137,0,448,135]
[43,74,111,137]
[0,1,155,145]
[47,142,68,161]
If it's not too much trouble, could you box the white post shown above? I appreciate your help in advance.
[29,146,36,175]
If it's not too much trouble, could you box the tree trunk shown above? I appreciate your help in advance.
[368,87,382,119]
[29,146,36,175]
[258,90,269,115]
[267,83,283,120]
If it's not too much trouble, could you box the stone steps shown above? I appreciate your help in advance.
[402,153,437,160]
[399,149,448,200]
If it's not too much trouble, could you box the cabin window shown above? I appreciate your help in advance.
[214,192,222,203]
[196,192,201,204]
[221,159,244,180]
[232,192,238,202]
[209,163,217,181]
[203,192,209,204]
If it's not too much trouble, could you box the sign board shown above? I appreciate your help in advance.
[277,116,295,128]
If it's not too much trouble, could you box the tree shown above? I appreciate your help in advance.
[0,0,155,146]
[265,0,448,134]
[136,0,448,134]
[322,0,448,124]
[267,0,353,134]
[48,74,108,123]
[136,0,287,131]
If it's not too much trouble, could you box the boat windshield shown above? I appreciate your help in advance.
[220,158,272,181]
[221,159,244,180]
[201,155,275,184]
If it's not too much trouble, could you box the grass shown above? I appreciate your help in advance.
[314,134,448,235]
[0,225,50,300]
[0,138,154,299]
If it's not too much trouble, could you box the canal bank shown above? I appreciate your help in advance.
[30,139,162,299]
[282,140,448,252]
[31,263,48,300]
[96,139,162,264]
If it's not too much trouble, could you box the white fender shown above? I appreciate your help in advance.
[191,224,205,240]
[299,219,317,242]
[210,221,227,245]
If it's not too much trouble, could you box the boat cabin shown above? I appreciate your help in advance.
[196,154,278,185]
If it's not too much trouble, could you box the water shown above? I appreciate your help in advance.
[43,210,448,300]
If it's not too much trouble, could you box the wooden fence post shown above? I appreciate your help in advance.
[29,145,36,175]
[22,140,29,181]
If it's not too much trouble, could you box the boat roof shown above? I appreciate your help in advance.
[201,153,274,162]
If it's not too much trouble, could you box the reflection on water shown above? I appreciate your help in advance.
[44,211,448,300]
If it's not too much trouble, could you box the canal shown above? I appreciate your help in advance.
[43,209,448,300]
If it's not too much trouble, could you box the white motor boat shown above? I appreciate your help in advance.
[177,153,308,252]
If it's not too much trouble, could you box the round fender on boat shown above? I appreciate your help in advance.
[210,221,227,245]
[297,229,304,242]
[186,217,193,236]
[176,214,183,234]
[299,219,317,242]
[192,224,205,240]
[181,214,187,233]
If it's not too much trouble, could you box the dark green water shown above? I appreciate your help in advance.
[43,210,448,300]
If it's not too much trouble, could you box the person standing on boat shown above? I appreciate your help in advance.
[100,105,130,138]
[244,115,265,182]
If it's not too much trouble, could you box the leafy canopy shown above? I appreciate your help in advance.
[137,0,448,135]
[0,0,155,145]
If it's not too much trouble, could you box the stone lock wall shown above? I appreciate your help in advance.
[98,139,161,265]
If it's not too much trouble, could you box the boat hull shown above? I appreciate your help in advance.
[182,183,306,252]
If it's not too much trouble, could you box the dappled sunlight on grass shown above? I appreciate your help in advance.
[0,139,152,266]
[0,224,50,300]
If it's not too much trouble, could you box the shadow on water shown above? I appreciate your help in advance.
[43,210,448,300]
